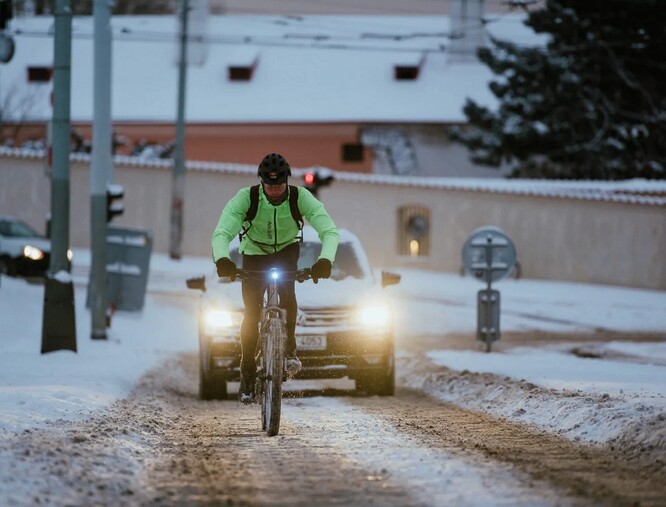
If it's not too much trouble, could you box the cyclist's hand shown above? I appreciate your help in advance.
[310,258,332,284]
[215,257,237,280]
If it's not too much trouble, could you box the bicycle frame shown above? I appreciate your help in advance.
[236,267,311,436]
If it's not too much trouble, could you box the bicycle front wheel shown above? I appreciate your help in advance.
[262,317,285,436]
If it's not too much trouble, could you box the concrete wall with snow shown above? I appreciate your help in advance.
[1,151,664,290]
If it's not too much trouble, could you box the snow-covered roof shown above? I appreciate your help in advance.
[3,147,664,206]
[2,14,543,124]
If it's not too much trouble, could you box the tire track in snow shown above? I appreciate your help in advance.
[282,396,583,507]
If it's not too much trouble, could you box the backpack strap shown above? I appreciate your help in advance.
[289,185,304,242]
[239,184,260,242]
[239,184,304,244]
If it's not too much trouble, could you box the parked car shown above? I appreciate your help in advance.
[0,215,72,277]
[186,226,401,400]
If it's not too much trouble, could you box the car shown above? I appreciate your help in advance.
[0,215,72,278]
[186,226,401,400]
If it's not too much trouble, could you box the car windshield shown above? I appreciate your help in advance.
[0,219,40,238]
[298,242,365,280]
[230,241,366,280]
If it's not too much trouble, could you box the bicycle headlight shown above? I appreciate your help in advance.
[269,269,280,281]
[23,245,45,261]
[354,303,391,330]
[203,308,242,334]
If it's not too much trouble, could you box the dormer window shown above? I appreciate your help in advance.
[393,53,425,81]
[229,66,254,81]
[27,66,53,83]
[226,49,260,82]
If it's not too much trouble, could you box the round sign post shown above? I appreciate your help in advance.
[461,227,517,352]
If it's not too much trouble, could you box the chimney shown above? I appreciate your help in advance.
[174,0,209,67]
[449,0,486,63]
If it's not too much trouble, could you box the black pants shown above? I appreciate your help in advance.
[240,242,300,380]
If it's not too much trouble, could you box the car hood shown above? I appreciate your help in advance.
[205,276,383,310]
[0,236,51,257]
[296,278,382,309]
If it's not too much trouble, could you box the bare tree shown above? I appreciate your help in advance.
[0,80,50,146]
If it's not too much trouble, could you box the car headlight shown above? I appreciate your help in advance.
[22,246,73,262]
[354,303,391,330]
[23,245,45,261]
[202,308,242,335]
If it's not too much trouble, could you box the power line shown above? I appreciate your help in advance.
[8,5,546,57]
[11,27,450,53]
[10,9,531,50]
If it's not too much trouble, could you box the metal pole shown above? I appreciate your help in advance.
[169,0,189,260]
[89,0,113,340]
[41,0,76,353]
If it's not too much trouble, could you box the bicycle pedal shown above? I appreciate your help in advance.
[285,358,302,377]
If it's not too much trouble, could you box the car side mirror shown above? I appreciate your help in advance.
[186,275,206,292]
[381,271,401,288]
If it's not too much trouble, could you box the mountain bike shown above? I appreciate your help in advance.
[236,267,312,436]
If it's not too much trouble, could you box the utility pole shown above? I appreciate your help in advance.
[169,0,189,259]
[89,0,113,340]
[41,0,76,353]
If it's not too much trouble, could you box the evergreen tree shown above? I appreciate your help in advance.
[450,0,666,179]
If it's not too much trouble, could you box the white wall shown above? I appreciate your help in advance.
[1,153,664,290]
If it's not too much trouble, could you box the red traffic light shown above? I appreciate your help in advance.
[304,172,316,185]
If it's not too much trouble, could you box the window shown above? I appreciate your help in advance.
[0,219,40,237]
[394,66,419,80]
[297,242,364,279]
[226,50,260,82]
[393,53,425,81]
[228,66,254,81]
[27,66,52,83]
[341,143,364,162]
[397,206,430,257]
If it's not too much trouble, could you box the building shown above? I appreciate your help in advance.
[0,6,542,177]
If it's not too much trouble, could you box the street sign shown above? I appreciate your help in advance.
[462,226,517,283]
[462,226,517,352]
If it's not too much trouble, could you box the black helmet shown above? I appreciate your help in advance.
[258,153,291,184]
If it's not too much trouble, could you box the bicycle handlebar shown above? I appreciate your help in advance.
[232,267,312,283]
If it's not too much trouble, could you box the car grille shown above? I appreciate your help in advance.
[299,307,352,327]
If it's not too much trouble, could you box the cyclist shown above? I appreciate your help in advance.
[212,153,339,403]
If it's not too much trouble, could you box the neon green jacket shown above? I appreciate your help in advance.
[212,185,339,262]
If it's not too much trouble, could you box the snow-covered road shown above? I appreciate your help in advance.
[2,352,662,506]
[1,252,665,505]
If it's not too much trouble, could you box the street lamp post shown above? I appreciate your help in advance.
[169,0,189,260]
[41,0,76,354]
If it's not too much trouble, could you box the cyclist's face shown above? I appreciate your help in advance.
[263,183,286,199]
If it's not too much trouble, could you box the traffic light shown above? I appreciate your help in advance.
[0,0,13,31]
[303,168,334,198]
[106,184,124,223]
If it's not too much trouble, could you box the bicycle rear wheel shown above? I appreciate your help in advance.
[262,317,285,436]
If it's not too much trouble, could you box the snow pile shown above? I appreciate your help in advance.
[0,273,198,433]
[389,268,666,459]
[400,347,666,452]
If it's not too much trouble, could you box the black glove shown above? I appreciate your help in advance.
[310,258,332,284]
[215,257,237,279]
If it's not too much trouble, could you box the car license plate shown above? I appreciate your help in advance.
[296,335,327,350]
